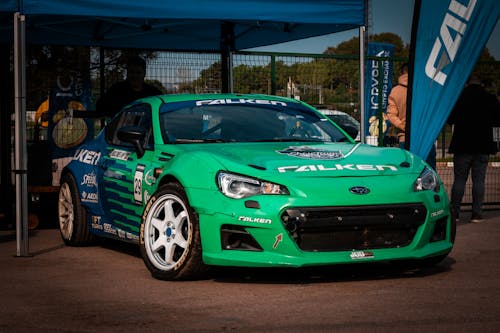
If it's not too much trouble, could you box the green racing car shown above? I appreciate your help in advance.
[58,93,455,280]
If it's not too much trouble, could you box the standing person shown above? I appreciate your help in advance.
[387,63,409,149]
[387,62,436,169]
[96,56,162,119]
[448,73,499,223]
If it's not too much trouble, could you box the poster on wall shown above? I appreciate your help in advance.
[363,42,394,146]
[48,70,94,186]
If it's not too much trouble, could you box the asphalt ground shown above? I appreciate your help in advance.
[1,210,499,333]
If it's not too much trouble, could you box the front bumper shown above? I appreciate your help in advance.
[189,186,453,268]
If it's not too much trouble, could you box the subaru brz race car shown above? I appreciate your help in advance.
[58,93,455,280]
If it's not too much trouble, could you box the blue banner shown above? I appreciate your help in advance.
[409,0,499,159]
[48,70,94,185]
[364,42,394,145]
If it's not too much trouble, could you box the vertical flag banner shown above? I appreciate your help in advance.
[364,42,394,145]
[408,0,499,159]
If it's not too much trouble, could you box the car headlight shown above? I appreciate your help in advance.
[217,171,289,199]
[414,167,440,192]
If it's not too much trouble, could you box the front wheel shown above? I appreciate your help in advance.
[140,183,207,280]
[58,172,94,246]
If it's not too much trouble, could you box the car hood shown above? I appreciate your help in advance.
[171,142,425,178]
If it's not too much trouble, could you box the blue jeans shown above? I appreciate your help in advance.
[451,153,489,216]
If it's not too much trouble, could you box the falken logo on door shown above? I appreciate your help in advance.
[134,164,145,204]
[350,251,374,260]
[277,146,344,160]
[110,149,131,161]
[74,149,101,165]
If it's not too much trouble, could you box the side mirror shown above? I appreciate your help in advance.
[117,126,146,158]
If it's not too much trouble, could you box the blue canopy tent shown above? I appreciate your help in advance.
[2,0,365,50]
[0,0,367,256]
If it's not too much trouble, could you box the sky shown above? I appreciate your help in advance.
[249,0,500,60]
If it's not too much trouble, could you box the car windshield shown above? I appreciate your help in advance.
[329,114,360,129]
[159,99,349,143]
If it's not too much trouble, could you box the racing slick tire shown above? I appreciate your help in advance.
[58,172,95,246]
[140,183,207,280]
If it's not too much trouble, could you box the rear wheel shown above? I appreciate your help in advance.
[58,173,94,246]
[140,183,207,280]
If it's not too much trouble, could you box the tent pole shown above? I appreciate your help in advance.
[100,47,105,98]
[220,21,235,93]
[359,25,366,142]
[13,12,29,257]
[405,0,422,151]
[0,44,13,229]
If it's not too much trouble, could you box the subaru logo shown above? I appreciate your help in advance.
[349,186,370,195]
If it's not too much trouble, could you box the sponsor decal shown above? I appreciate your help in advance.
[81,191,98,203]
[134,164,145,204]
[144,190,151,204]
[350,251,375,260]
[74,149,101,165]
[126,232,139,241]
[91,216,103,230]
[110,149,131,161]
[277,164,398,173]
[103,223,117,235]
[80,172,97,187]
[238,216,272,224]
[277,146,344,160]
[118,229,126,239]
[144,169,156,186]
[431,209,445,218]
[425,0,477,85]
[273,233,283,249]
[195,99,287,107]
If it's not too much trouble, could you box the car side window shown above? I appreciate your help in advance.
[105,103,153,149]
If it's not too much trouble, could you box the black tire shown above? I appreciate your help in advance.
[450,213,457,244]
[140,183,207,280]
[58,172,94,246]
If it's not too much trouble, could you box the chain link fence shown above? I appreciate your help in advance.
[24,47,500,207]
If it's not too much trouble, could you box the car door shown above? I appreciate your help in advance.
[99,103,155,240]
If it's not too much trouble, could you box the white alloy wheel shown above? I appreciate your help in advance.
[58,181,74,241]
[58,173,94,246]
[143,193,192,271]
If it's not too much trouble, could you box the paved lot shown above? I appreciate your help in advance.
[1,210,500,333]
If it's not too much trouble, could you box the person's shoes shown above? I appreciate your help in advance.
[470,214,485,223]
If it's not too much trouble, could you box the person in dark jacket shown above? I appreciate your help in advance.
[96,56,162,119]
[448,73,499,223]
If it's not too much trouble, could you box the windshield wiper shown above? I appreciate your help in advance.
[250,137,324,143]
[174,138,228,143]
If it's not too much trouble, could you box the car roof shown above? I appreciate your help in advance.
[319,109,350,116]
[138,93,306,106]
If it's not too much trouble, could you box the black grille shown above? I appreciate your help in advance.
[281,204,427,251]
